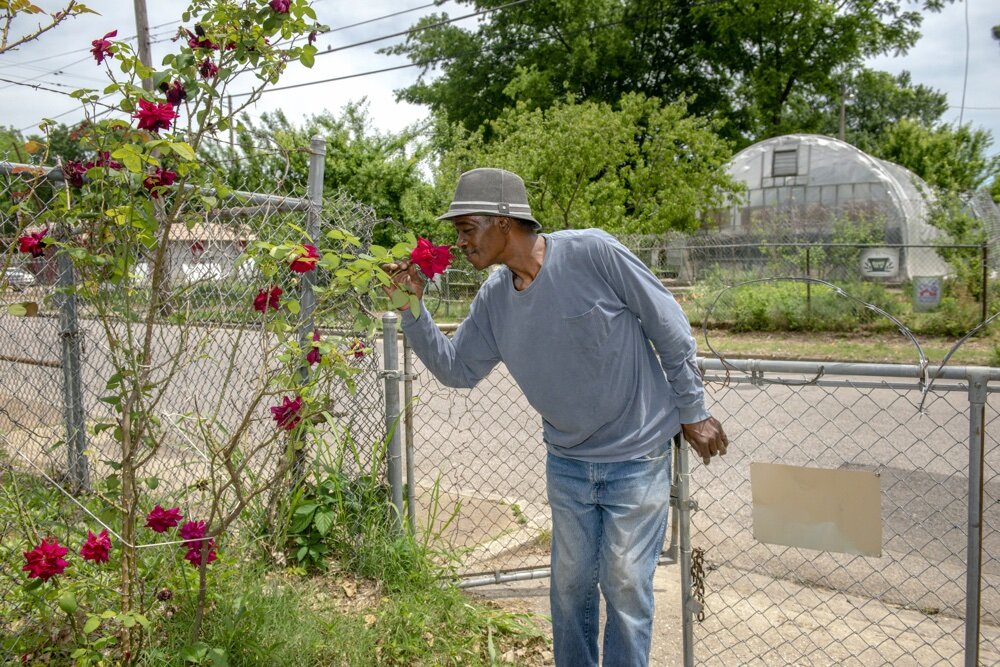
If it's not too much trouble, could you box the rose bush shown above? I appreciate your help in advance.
[3,0,423,662]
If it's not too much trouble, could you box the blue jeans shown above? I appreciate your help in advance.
[546,443,671,667]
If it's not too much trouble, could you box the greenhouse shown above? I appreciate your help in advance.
[719,134,950,279]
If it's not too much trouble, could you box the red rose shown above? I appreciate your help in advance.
[160,80,187,107]
[133,98,179,133]
[142,168,178,198]
[270,0,291,13]
[270,395,303,431]
[85,151,123,171]
[18,228,48,258]
[22,538,69,581]
[410,237,452,279]
[145,505,182,533]
[183,540,217,567]
[179,520,207,544]
[62,160,87,188]
[349,338,366,359]
[253,285,282,312]
[91,30,117,64]
[306,330,321,365]
[289,244,320,273]
[198,58,219,79]
[80,529,112,563]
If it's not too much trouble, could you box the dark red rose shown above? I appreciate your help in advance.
[187,25,219,50]
[85,151,123,171]
[160,80,187,107]
[270,0,291,13]
[288,244,319,273]
[18,228,48,257]
[306,330,321,365]
[183,539,217,567]
[91,30,117,64]
[22,538,69,581]
[133,98,179,133]
[198,58,219,79]
[410,237,452,279]
[253,285,282,312]
[270,395,303,431]
[349,338,366,359]
[80,529,112,563]
[308,30,317,44]
[142,168,178,198]
[179,520,206,544]
[62,160,87,188]
[145,505,182,533]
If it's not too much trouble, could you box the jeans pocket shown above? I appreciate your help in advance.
[638,440,671,461]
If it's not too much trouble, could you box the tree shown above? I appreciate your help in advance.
[439,93,740,234]
[873,119,1000,193]
[781,69,949,153]
[0,126,25,160]
[0,0,96,56]
[201,103,439,244]
[386,0,945,145]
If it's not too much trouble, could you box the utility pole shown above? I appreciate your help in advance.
[838,83,847,142]
[133,0,153,92]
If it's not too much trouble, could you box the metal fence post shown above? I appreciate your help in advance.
[981,242,988,325]
[56,229,89,493]
[965,369,988,667]
[403,333,416,532]
[382,312,404,532]
[292,135,325,480]
[677,434,696,667]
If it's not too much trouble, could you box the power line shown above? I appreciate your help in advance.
[314,0,535,58]
[325,1,450,35]
[233,0,720,99]
[0,20,182,69]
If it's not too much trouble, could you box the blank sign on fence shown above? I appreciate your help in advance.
[751,462,882,557]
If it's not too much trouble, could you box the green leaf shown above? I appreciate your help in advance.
[83,616,101,634]
[313,509,334,536]
[144,476,159,490]
[286,299,300,315]
[58,591,78,614]
[390,289,409,310]
[210,648,229,667]
[6,303,27,317]
[300,44,316,68]
[170,142,196,161]
[134,613,150,629]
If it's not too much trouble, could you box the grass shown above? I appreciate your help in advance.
[694,328,1000,366]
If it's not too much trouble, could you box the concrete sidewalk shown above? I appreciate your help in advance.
[470,562,1000,666]
[471,563,686,666]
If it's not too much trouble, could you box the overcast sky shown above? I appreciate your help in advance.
[0,0,997,157]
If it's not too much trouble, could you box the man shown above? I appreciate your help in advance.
[385,167,727,667]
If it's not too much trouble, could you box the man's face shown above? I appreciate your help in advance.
[452,216,506,270]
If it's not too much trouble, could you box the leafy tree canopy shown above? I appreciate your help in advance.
[201,102,440,243]
[438,93,741,235]
[873,119,1000,193]
[386,0,949,145]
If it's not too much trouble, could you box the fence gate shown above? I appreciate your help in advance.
[691,358,1000,666]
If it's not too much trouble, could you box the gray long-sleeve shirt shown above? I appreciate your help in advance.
[401,228,709,462]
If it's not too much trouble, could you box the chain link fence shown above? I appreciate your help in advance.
[400,330,1000,663]
[0,147,390,660]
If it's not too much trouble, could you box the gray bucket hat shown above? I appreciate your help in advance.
[437,168,541,231]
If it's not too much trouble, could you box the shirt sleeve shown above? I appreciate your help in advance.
[593,235,710,424]
[400,295,501,389]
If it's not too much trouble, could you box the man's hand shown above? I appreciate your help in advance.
[681,417,728,465]
[381,259,425,310]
